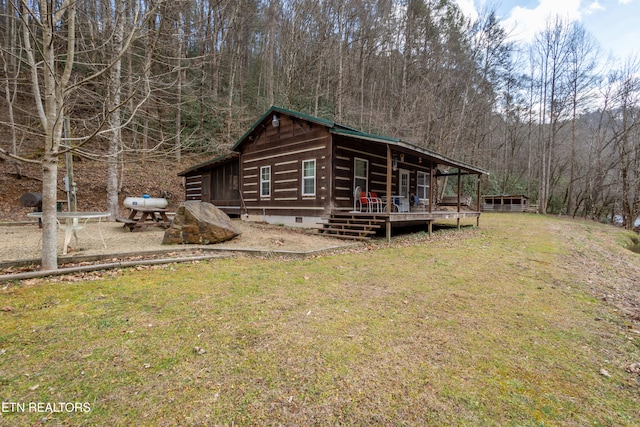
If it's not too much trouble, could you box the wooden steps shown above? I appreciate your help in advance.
[318,212,386,240]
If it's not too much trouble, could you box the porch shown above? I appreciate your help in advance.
[319,209,481,240]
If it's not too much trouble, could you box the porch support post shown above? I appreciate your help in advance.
[476,174,481,227]
[386,144,392,243]
[429,164,434,213]
[457,169,462,213]
[457,169,462,230]
[386,144,392,215]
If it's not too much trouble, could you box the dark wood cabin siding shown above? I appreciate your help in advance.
[332,135,434,211]
[207,161,241,214]
[181,157,240,215]
[240,116,332,217]
[185,174,205,201]
[391,151,434,200]
[201,174,211,202]
[333,137,388,210]
[210,161,239,203]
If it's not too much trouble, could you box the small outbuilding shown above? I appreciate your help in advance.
[481,195,529,212]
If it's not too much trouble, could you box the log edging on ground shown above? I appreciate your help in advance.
[0,243,359,282]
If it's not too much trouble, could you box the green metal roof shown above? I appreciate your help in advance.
[330,128,489,176]
[230,105,489,176]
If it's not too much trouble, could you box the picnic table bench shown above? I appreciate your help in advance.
[117,207,172,232]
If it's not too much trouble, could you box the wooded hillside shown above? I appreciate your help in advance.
[1,0,639,228]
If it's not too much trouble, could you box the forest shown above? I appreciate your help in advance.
[1,0,639,235]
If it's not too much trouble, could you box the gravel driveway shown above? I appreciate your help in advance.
[0,219,352,264]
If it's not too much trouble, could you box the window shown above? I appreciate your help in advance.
[302,159,316,196]
[354,158,368,193]
[260,166,271,197]
[417,171,430,200]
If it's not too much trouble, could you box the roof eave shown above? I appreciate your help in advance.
[177,152,239,176]
[330,128,489,176]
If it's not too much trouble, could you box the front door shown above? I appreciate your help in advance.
[399,169,410,199]
[201,173,211,203]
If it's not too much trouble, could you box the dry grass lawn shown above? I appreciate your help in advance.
[1,213,640,426]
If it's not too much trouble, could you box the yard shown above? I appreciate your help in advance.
[1,213,640,426]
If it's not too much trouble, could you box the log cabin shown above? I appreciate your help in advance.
[178,106,489,240]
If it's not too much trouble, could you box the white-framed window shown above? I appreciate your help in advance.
[302,159,316,196]
[354,158,368,193]
[417,171,430,200]
[260,165,271,197]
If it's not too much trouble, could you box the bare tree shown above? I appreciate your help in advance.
[17,0,78,270]
[564,22,600,216]
[531,17,573,213]
[106,0,128,221]
[1,0,160,270]
[608,58,640,229]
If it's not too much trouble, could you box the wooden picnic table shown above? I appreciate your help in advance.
[117,207,171,232]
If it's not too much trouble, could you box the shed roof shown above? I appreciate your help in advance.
[482,194,529,199]
[177,152,238,176]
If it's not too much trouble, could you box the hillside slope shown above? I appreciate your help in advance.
[0,155,207,221]
[2,213,640,425]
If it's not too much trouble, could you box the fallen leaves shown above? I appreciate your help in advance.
[626,362,640,375]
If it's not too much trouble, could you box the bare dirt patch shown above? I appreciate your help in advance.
[1,156,355,277]
[0,219,355,276]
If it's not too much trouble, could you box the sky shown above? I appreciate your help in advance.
[454,0,639,62]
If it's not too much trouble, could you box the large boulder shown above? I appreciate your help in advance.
[163,201,241,245]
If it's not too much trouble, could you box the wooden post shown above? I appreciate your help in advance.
[64,117,77,212]
[457,169,461,213]
[457,169,462,230]
[429,164,434,213]
[386,221,391,242]
[386,145,392,215]
[476,174,481,227]
[386,144,392,243]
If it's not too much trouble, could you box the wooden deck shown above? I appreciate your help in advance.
[319,210,481,240]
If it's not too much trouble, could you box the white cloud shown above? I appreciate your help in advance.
[454,0,479,21]
[585,1,606,14]
[503,0,582,43]
[618,0,632,5]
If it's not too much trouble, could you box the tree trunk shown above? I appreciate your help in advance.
[21,0,76,270]
[107,0,125,221]
[175,9,184,162]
